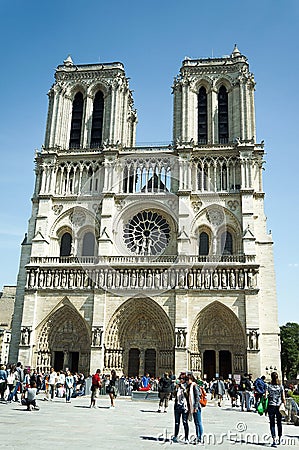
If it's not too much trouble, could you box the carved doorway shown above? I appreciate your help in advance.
[35,300,91,375]
[190,301,246,379]
[105,297,174,376]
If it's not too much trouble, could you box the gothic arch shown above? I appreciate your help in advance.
[189,301,247,377]
[67,83,87,100]
[215,77,233,92]
[190,204,241,238]
[49,206,99,239]
[88,81,110,98]
[104,297,175,375]
[35,298,91,374]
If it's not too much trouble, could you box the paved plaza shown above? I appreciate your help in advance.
[0,395,298,449]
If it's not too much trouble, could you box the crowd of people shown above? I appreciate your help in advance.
[0,363,292,447]
[0,363,86,407]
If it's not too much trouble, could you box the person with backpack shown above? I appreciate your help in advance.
[239,373,252,411]
[254,375,266,410]
[157,372,172,413]
[187,374,204,445]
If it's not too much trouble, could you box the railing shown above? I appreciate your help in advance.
[29,254,256,265]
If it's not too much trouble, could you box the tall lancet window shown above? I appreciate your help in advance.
[82,232,96,256]
[198,87,207,144]
[218,85,229,143]
[60,232,72,257]
[69,92,84,149]
[90,91,104,148]
[199,231,209,256]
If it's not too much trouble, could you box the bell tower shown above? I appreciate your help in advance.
[45,55,137,150]
[173,45,256,145]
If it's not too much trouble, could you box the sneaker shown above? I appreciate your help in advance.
[271,443,277,448]
[157,410,161,413]
[171,436,178,443]
[184,438,189,444]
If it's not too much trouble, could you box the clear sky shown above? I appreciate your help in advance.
[0,0,298,325]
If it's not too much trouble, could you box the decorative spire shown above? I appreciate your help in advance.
[231,44,241,58]
[63,55,74,67]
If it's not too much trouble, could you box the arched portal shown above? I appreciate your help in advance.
[190,301,246,380]
[104,297,174,377]
[35,302,91,375]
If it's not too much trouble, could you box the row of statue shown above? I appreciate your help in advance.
[26,267,257,290]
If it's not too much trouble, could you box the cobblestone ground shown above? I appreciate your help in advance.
[0,395,298,449]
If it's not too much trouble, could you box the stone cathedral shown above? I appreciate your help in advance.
[9,46,281,380]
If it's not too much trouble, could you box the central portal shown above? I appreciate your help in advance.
[105,297,175,377]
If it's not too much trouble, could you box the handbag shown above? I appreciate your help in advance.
[279,403,287,416]
[199,386,207,407]
[257,396,268,416]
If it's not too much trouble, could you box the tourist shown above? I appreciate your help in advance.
[65,371,74,403]
[141,373,151,389]
[212,376,226,407]
[48,367,57,400]
[22,380,39,411]
[254,375,266,410]
[6,365,16,402]
[106,369,117,408]
[227,378,239,407]
[186,374,204,445]
[172,374,189,444]
[157,371,172,413]
[239,373,252,411]
[0,365,7,401]
[90,368,102,408]
[266,371,286,448]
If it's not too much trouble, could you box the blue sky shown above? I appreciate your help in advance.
[0,0,298,325]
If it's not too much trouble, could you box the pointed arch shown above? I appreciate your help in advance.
[189,301,247,377]
[35,298,91,374]
[104,297,175,376]
[218,85,229,143]
[198,86,207,144]
[69,92,84,148]
[90,90,104,148]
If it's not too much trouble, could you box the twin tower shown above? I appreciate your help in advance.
[9,46,281,381]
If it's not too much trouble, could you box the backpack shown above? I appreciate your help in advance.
[199,386,207,407]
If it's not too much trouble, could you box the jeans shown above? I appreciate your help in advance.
[65,387,73,402]
[241,391,251,411]
[174,406,189,440]
[193,408,203,441]
[268,405,282,439]
[49,384,55,399]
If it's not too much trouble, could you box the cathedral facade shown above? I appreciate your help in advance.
[9,46,281,380]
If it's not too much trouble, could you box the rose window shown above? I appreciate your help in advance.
[123,210,170,255]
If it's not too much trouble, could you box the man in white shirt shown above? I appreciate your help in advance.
[49,367,57,400]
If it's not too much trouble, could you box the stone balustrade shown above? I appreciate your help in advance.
[29,254,255,265]
[26,265,258,291]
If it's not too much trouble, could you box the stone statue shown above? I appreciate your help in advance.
[21,328,30,346]
[230,270,236,288]
[213,271,219,288]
